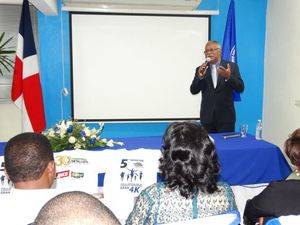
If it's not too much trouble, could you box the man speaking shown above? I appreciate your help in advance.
[190,41,244,133]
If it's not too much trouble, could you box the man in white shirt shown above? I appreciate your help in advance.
[4,132,56,189]
[0,132,58,225]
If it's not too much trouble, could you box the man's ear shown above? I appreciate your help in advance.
[46,161,56,180]
[4,168,10,180]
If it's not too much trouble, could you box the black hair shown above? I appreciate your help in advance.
[4,132,54,183]
[159,122,220,199]
[285,128,300,167]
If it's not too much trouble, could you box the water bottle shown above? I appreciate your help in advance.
[255,120,263,140]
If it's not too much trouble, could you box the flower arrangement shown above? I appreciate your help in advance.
[43,120,123,152]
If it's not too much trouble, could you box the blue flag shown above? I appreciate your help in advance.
[221,0,241,101]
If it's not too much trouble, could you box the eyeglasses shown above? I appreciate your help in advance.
[204,48,220,54]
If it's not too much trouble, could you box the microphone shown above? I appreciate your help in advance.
[198,57,212,76]
[199,57,211,75]
[205,57,211,64]
[223,133,241,139]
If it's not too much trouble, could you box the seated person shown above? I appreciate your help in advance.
[34,191,121,225]
[126,122,238,225]
[0,132,58,225]
[286,129,300,180]
[243,129,300,225]
[4,132,56,189]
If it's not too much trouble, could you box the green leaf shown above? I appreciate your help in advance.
[0,60,11,72]
[0,36,14,49]
[0,32,4,43]
[1,50,15,54]
[0,32,16,76]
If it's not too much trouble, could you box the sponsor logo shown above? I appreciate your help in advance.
[70,158,88,164]
[71,172,84,179]
[55,156,88,167]
[1,187,11,194]
[55,156,71,166]
[0,175,12,188]
[56,170,70,179]
[119,158,144,194]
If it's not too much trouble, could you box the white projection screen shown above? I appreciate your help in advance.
[71,12,210,121]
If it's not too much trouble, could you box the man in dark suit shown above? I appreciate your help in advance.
[190,40,244,133]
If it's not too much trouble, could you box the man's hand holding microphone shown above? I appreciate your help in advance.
[197,57,211,78]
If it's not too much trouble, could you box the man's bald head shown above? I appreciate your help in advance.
[35,191,121,225]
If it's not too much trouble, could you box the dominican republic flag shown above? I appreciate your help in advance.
[11,0,46,133]
[221,0,241,101]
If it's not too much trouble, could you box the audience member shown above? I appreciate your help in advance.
[0,132,59,225]
[4,132,56,189]
[285,128,300,180]
[243,129,300,225]
[126,122,238,225]
[34,191,121,225]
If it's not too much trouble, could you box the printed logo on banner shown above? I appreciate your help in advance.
[71,158,88,164]
[56,170,70,179]
[55,155,88,167]
[56,170,85,179]
[119,159,143,194]
[71,172,84,179]
[0,174,12,194]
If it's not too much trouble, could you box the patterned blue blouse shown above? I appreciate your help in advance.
[126,182,238,225]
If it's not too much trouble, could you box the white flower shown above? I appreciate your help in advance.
[60,128,67,136]
[115,141,124,146]
[59,120,67,130]
[66,121,73,126]
[68,136,76,144]
[106,139,114,147]
[74,143,82,149]
[48,129,55,137]
[91,128,97,135]
[84,127,91,137]
[82,137,86,141]
[98,122,104,131]
[102,138,107,143]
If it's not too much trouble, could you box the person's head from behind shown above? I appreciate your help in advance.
[159,122,220,199]
[4,132,55,189]
[285,128,300,170]
[204,40,221,64]
[34,191,121,225]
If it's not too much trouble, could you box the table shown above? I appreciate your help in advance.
[0,133,291,185]
[110,133,292,185]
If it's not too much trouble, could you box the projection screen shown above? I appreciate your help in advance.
[71,12,210,121]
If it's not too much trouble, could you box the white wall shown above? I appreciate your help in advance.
[0,5,22,141]
[263,0,300,149]
[0,103,21,141]
[0,4,37,141]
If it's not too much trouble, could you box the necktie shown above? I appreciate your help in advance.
[211,64,217,88]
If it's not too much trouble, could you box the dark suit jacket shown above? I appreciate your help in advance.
[243,180,300,225]
[190,60,244,124]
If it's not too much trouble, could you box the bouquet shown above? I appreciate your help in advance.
[43,120,123,151]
